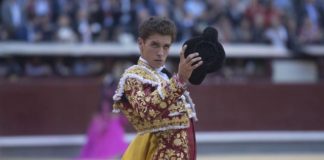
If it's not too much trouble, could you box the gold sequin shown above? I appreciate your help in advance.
[173,138,182,146]
[160,102,167,109]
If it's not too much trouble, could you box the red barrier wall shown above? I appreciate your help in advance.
[1,78,324,135]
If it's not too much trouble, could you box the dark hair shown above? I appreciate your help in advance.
[138,16,177,42]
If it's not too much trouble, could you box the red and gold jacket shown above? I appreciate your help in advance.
[113,59,198,159]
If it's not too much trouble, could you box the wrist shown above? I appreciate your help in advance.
[176,73,187,87]
[176,73,185,83]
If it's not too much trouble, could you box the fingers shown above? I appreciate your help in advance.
[186,53,203,69]
[185,52,199,64]
[192,60,203,69]
[189,56,202,66]
[180,45,187,60]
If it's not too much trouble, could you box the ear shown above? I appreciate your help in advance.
[138,37,144,45]
[138,37,144,52]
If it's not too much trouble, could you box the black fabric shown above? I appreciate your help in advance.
[161,68,172,79]
[183,27,226,85]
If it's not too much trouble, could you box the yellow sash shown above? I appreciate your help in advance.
[122,133,158,160]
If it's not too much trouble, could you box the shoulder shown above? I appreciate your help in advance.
[113,65,159,101]
[121,65,159,84]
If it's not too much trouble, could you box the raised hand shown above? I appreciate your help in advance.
[177,45,203,83]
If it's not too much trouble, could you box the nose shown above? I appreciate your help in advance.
[157,47,164,56]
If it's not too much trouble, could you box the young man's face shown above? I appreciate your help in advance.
[138,34,172,69]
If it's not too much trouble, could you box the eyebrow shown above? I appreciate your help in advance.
[151,41,171,47]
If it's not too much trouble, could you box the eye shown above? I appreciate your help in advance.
[163,45,170,50]
[151,43,159,48]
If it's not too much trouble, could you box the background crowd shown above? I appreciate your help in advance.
[0,0,323,82]
[1,0,324,45]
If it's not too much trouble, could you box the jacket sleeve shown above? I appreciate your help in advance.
[123,76,186,121]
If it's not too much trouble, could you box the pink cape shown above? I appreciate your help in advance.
[77,113,128,159]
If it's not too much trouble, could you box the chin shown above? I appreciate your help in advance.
[153,64,162,69]
[152,62,163,68]
[157,63,164,67]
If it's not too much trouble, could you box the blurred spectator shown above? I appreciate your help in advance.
[0,25,9,40]
[148,0,171,17]
[99,0,132,42]
[0,65,6,78]
[214,15,236,43]
[6,57,23,78]
[25,57,52,77]
[263,0,281,28]
[29,15,55,42]
[111,60,132,79]
[205,0,226,23]
[226,0,245,27]
[75,8,92,43]
[264,16,288,48]
[303,0,320,26]
[54,0,78,18]
[1,0,28,40]
[136,5,150,24]
[56,14,77,43]
[295,0,319,29]
[72,57,104,77]
[273,0,294,17]
[86,0,103,41]
[245,0,265,25]
[284,15,304,53]
[235,17,253,43]
[54,57,71,77]
[0,57,23,79]
[298,15,323,44]
[34,0,51,17]
[170,0,185,41]
[184,0,205,19]
[251,13,267,43]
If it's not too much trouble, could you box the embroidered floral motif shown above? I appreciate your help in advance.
[113,59,198,159]
[153,129,189,160]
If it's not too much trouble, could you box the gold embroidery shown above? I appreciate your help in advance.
[173,138,182,146]
[113,60,195,159]
[145,96,151,102]
[152,96,160,105]
[159,102,167,109]
[149,109,157,117]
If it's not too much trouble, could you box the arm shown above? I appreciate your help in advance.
[124,76,185,121]
[123,45,203,121]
